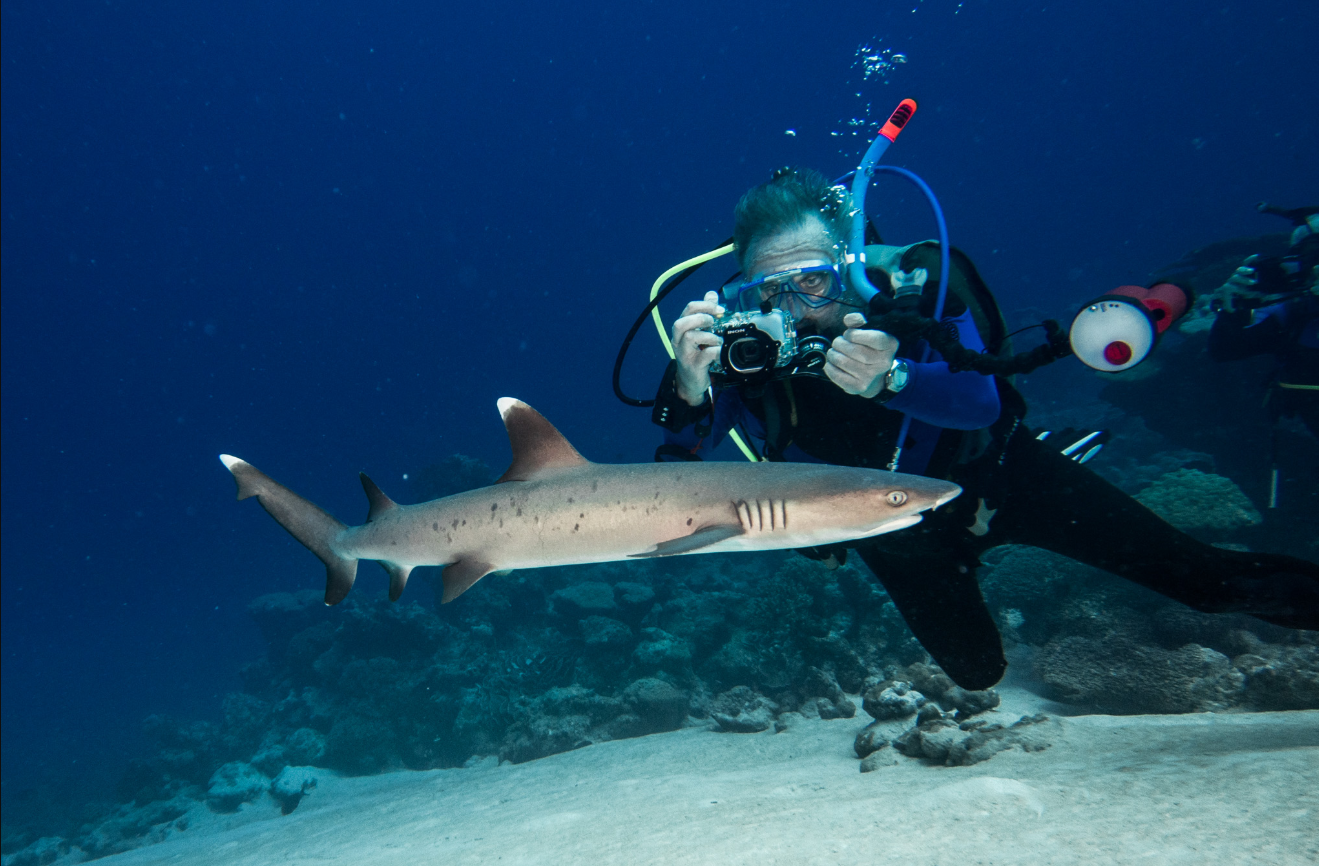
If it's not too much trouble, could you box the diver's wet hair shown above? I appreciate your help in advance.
[733,167,853,270]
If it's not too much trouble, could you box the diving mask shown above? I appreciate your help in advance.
[725,263,845,315]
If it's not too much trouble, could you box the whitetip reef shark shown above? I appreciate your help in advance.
[220,398,961,605]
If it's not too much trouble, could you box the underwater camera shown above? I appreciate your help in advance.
[707,308,830,384]
[1068,283,1190,372]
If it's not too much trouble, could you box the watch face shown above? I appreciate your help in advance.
[888,361,910,392]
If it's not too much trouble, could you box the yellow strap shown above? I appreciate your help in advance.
[649,243,736,358]
[648,243,760,462]
[1276,382,1319,390]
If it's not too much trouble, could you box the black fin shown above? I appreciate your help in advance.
[359,473,398,522]
[629,524,744,558]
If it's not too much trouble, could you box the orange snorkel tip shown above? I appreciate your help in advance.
[878,98,918,142]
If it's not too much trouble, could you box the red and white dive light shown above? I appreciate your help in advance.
[1069,283,1190,372]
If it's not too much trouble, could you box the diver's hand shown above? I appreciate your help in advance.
[826,312,900,399]
[1214,255,1260,313]
[672,291,725,406]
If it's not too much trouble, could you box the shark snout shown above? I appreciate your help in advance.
[894,478,962,512]
[935,484,962,508]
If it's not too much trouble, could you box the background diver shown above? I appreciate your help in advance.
[1207,203,1319,438]
[649,168,1319,691]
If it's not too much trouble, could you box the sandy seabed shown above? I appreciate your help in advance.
[102,689,1319,866]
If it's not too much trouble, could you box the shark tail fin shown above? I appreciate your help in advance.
[220,455,359,605]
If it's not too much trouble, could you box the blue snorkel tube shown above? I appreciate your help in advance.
[843,98,953,470]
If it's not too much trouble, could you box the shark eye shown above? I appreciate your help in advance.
[886,491,908,507]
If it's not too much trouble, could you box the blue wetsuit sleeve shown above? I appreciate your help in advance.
[882,307,1001,429]
[662,390,748,456]
[1208,305,1284,362]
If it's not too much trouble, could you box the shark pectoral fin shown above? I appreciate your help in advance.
[441,558,497,603]
[378,561,414,602]
[629,524,745,558]
[359,473,399,522]
[495,398,591,483]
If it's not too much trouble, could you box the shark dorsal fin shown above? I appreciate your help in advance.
[359,473,399,522]
[495,398,590,483]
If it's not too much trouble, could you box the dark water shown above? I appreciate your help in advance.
[2,0,1316,846]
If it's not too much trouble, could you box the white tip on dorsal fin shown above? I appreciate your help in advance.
[495,398,590,483]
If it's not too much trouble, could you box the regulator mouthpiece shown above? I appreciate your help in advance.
[1069,283,1189,372]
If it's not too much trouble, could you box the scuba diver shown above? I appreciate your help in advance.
[1207,203,1319,438]
[640,167,1319,692]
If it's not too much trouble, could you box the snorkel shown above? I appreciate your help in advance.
[845,99,951,323]
[844,98,955,469]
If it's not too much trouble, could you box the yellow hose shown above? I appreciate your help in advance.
[648,243,760,462]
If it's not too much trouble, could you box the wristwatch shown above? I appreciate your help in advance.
[874,358,910,404]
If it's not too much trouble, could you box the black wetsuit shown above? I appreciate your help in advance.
[854,379,1319,689]
[654,267,1319,691]
[1208,292,1319,437]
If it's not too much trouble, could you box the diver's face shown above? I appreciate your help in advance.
[745,217,848,335]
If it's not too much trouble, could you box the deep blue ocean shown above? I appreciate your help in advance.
[3,0,1316,826]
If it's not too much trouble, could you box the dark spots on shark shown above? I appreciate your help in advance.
[573,523,580,532]
[452,519,459,529]
[687,518,693,526]
[517,508,523,516]
[433,522,439,532]
[579,513,584,519]
[567,497,574,503]
[491,503,498,511]
[591,481,599,491]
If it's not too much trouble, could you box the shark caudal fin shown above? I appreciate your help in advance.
[220,455,358,605]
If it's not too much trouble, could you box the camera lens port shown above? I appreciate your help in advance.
[727,335,772,373]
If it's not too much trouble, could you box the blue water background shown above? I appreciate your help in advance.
[3,0,1316,806]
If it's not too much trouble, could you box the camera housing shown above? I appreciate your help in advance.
[709,309,797,382]
[708,309,831,384]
